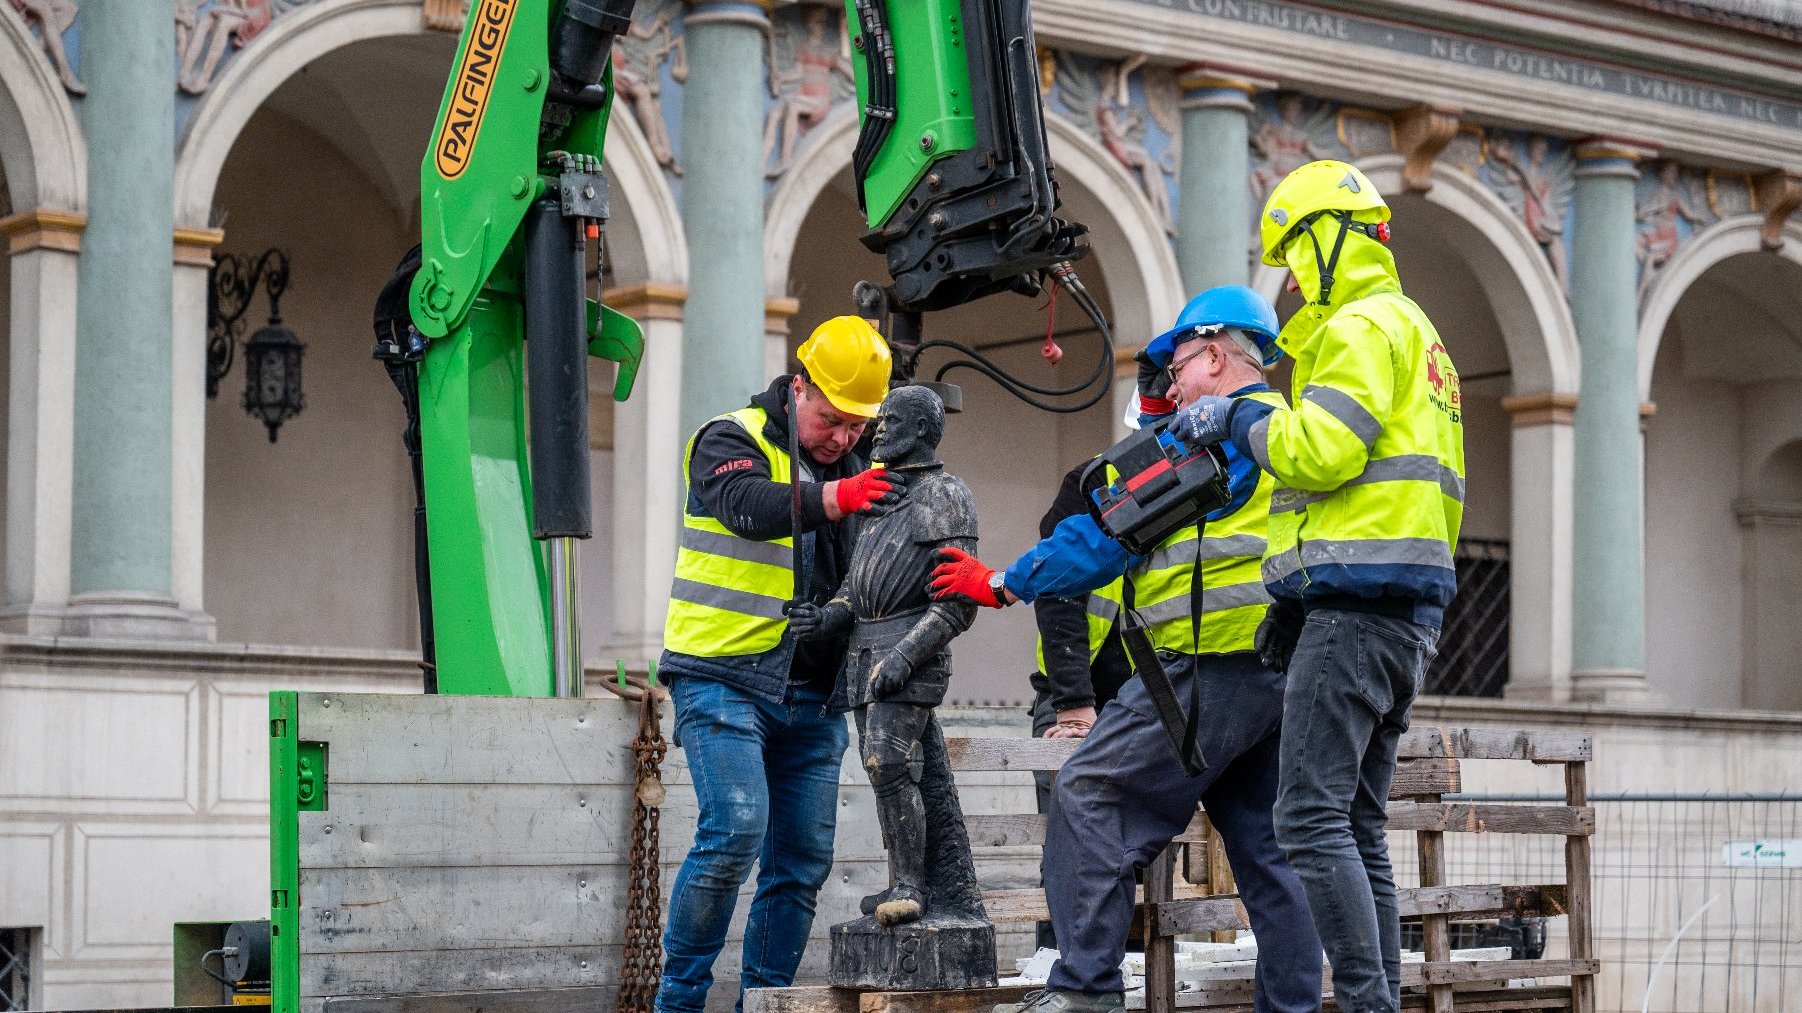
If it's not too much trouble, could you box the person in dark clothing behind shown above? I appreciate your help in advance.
[1026,461,1135,949]
[656,317,904,1013]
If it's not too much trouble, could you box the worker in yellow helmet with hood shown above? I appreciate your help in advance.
[1171,160,1465,1013]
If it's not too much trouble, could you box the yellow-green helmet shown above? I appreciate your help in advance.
[1259,160,1389,266]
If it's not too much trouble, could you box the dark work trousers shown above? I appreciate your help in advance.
[1043,653,1323,1013]
[1272,610,1437,1013]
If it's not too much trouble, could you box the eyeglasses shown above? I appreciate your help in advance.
[1165,328,1223,386]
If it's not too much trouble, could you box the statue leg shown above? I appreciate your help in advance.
[917,712,988,920]
[860,701,932,925]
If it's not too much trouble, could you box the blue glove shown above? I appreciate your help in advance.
[1176,395,1236,445]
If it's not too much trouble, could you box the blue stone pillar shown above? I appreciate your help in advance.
[68,0,205,637]
[1568,140,1652,701]
[678,0,770,441]
[1174,71,1260,293]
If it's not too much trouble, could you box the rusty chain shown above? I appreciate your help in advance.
[617,681,668,1013]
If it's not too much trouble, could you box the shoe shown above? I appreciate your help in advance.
[992,989,1124,1013]
[874,884,925,927]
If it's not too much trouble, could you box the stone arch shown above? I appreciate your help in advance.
[1635,216,1802,402]
[1251,154,1578,397]
[0,6,86,212]
[764,106,1186,348]
[171,0,684,284]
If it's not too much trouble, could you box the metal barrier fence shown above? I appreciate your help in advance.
[1390,794,1801,1013]
[1425,537,1510,698]
[0,927,28,1012]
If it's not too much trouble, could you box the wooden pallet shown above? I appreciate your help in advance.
[748,725,1596,1013]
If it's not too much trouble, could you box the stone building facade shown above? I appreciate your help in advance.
[1,0,1800,1009]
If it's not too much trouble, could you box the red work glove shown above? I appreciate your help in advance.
[929,547,1007,608]
[835,467,906,516]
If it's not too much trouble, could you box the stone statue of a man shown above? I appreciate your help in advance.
[791,386,994,988]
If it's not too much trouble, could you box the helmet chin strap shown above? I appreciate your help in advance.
[1301,210,1389,307]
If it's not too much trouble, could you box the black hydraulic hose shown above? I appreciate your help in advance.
[850,0,896,213]
[916,263,1115,413]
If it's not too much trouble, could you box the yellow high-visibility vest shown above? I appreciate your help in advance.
[1129,390,1286,655]
[1247,292,1465,607]
[663,406,797,657]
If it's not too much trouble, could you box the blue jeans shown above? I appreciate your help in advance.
[1273,610,1436,1013]
[657,677,850,1013]
[1044,653,1324,1013]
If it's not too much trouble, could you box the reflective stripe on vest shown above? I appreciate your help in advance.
[1035,577,1125,671]
[1252,292,1465,604]
[1129,389,1285,655]
[663,406,797,657]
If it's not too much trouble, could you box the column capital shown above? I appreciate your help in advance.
[1574,137,1656,180]
[603,282,688,321]
[1176,64,1274,112]
[1500,391,1577,427]
[1,208,85,255]
[684,0,770,29]
[173,226,225,268]
[765,295,802,336]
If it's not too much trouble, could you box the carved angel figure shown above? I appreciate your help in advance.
[1055,53,1175,234]
[1487,134,1574,292]
[175,0,309,95]
[8,0,85,95]
[613,0,686,174]
[1250,94,1334,208]
[762,5,854,178]
[1635,161,1710,302]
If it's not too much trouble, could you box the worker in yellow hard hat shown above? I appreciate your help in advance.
[1171,159,1464,1013]
[657,314,900,1013]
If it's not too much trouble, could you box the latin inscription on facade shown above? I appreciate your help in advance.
[1127,0,1802,131]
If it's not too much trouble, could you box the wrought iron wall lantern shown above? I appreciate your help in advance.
[207,248,307,442]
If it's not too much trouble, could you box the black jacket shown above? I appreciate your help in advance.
[678,376,865,693]
[1028,461,1133,712]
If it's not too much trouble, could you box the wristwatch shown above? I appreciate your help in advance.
[987,571,1009,607]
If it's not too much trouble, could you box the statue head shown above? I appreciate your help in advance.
[871,385,945,468]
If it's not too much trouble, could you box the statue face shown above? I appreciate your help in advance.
[871,402,917,464]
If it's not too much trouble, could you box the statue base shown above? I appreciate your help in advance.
[828,914,998,991]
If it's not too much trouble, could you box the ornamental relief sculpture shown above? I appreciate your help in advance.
[1482,133,1575,293]
[7,0,85,95]
[1045,50,1179,235]
[762,4,853,179]
[175,0,315,95]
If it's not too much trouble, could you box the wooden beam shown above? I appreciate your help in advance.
[1398,727,1591,762]
[1151,895,1250,936]
[945,737,1079,772]
[1404,958,1598,987]
[1386,802,1595,836]
[1397,884,1568,920]
[1390,757,1461,798]
[860,986,1038,1013]
[1565,762,1597,1013]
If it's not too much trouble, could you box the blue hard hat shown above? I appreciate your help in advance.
[1144,285,1284,368]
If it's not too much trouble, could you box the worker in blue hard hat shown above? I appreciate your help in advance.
[1171,161,1465,1013]
[929,286,1324,1013]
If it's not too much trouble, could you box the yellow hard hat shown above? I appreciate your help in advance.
[1259,160,1389,266]
[796,316,892,418]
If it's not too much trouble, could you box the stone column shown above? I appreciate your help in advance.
[1173,69,1267,293]
[678,0,769,441]
[172,228,224,621]
[0,210,82,633]
[764,296,801,380]
[1568,140,1654,702]
[598,282,688,662]
[66,2,207,637]
[1500,393,1577,700]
